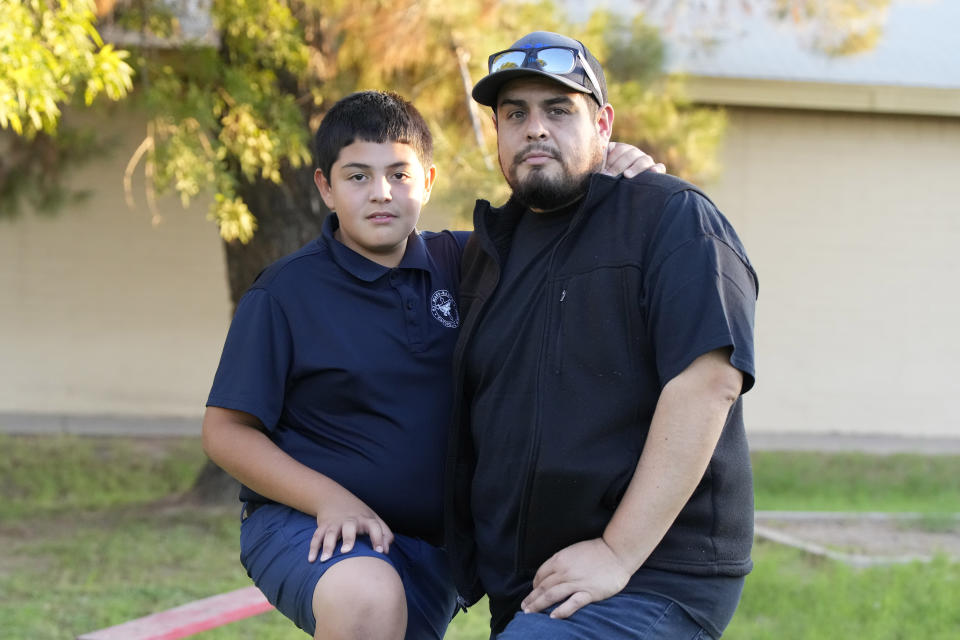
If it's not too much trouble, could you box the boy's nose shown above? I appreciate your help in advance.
[370,176,392,201]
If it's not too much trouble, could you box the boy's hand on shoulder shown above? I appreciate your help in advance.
[601,142,666,179]
[308,493,394,563]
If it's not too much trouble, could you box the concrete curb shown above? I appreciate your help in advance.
[0,413,200,437]
[3,414,960,454]
[754,524,936,568]
[747,432,960,455]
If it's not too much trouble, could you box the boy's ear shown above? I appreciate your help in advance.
[421,165,438,204]
[314,168,335,210]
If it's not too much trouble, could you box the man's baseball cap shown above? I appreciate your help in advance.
[472,31,608,108]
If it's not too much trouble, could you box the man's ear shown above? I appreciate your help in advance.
[596,103,614,144]
[314,168,335,211]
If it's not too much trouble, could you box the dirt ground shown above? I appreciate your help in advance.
[755,513,960,563]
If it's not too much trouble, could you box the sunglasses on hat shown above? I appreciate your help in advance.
[487,45,604,106]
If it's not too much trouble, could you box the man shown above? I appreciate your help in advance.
[444,31,759,639]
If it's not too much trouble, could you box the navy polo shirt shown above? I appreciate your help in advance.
[207,215,469,541]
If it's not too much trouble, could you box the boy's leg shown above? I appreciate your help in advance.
[394,537,458,639]
[311,556,406,640]
[494,593,713,640]
[240,503,455,639]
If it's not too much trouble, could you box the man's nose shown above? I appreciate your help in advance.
[524,113,549,140]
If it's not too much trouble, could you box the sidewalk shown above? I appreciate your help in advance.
[747,431,960,455]
[2,412,959,454]
[0,412,199,437]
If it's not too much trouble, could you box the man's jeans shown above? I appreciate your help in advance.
[494,592,715,640]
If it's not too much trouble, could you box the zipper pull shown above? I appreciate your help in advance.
[560,289,566,302]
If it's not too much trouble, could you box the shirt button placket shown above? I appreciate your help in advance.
[393,271,423,351]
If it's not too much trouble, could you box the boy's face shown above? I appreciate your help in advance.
[315,140,436,267]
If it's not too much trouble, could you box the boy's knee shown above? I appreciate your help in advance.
[312,557,407,640]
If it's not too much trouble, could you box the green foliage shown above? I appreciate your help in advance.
[637,0,891,58]
[123,0,731,235]
[609,78,726,184]
[752,451,960,513]
[727,542,960,639]
[0,505,263,639]
[584,13,725,185]
[772,0,890,57]
[584,12,664,88]
[0,0,133,137]
[127,0,313,242]
[0,434,205,521]
[3,0,728,236]
[4,0,892,237]
[3,437,959,638]
[0,125,104,217]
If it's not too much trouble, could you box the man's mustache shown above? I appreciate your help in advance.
[512,144,561,168]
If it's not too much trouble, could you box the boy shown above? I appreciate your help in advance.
[203,91,463,640]
[202,90,658,639]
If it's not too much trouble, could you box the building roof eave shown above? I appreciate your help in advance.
[675,74,960,118]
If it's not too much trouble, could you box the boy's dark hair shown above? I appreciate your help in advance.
[314,91,433,179]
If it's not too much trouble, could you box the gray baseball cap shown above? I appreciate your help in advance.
[472,31,608,108]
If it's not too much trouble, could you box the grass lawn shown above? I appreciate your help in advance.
[1,434,958,639]
[752,450,960,513]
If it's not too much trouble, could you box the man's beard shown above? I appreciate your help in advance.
[506,143,603,211]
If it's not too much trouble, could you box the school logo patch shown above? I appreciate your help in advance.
[430,289,459,328]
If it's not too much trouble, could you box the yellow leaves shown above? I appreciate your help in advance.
[608,79,726,184]
[774,0,890,57]
[1,111,24,135]
[213,0,309,73]
[209,194,258,244]
[0,0,133,137]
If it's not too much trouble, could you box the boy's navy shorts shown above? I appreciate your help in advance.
[239,502,457,639]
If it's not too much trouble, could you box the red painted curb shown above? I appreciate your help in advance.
[76,586,274,640]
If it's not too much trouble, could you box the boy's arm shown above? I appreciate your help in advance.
[602,142,665,178]
[201,406,394,561]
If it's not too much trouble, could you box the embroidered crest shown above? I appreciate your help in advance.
[430,289,459,328]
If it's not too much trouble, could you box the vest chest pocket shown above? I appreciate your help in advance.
[548,269,643,381]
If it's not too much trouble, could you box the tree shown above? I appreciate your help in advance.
[634,0,892,57]
[2,0,726,501]
[0,0,133,214]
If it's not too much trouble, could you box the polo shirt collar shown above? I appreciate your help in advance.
[321,214,431,282]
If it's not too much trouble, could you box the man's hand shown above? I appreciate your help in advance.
[308,494,394,562]
[520,538,633,619]
[601,142,666,178]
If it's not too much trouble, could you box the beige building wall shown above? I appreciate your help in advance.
[703,107,960,437]
[3,105,958,439]
[0,112,233,420]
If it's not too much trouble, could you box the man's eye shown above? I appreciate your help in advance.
[549,108,568,116]
[393,172,411,180]
[348,174,367,182]
[507,110,525,120]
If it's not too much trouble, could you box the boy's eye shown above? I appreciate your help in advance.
[392,172,411,180]
[347,174,367,182]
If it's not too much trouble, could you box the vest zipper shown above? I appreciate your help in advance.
[514,205,586,573]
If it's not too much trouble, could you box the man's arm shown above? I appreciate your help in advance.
[520,348,743,618]
[202,406,394,561]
